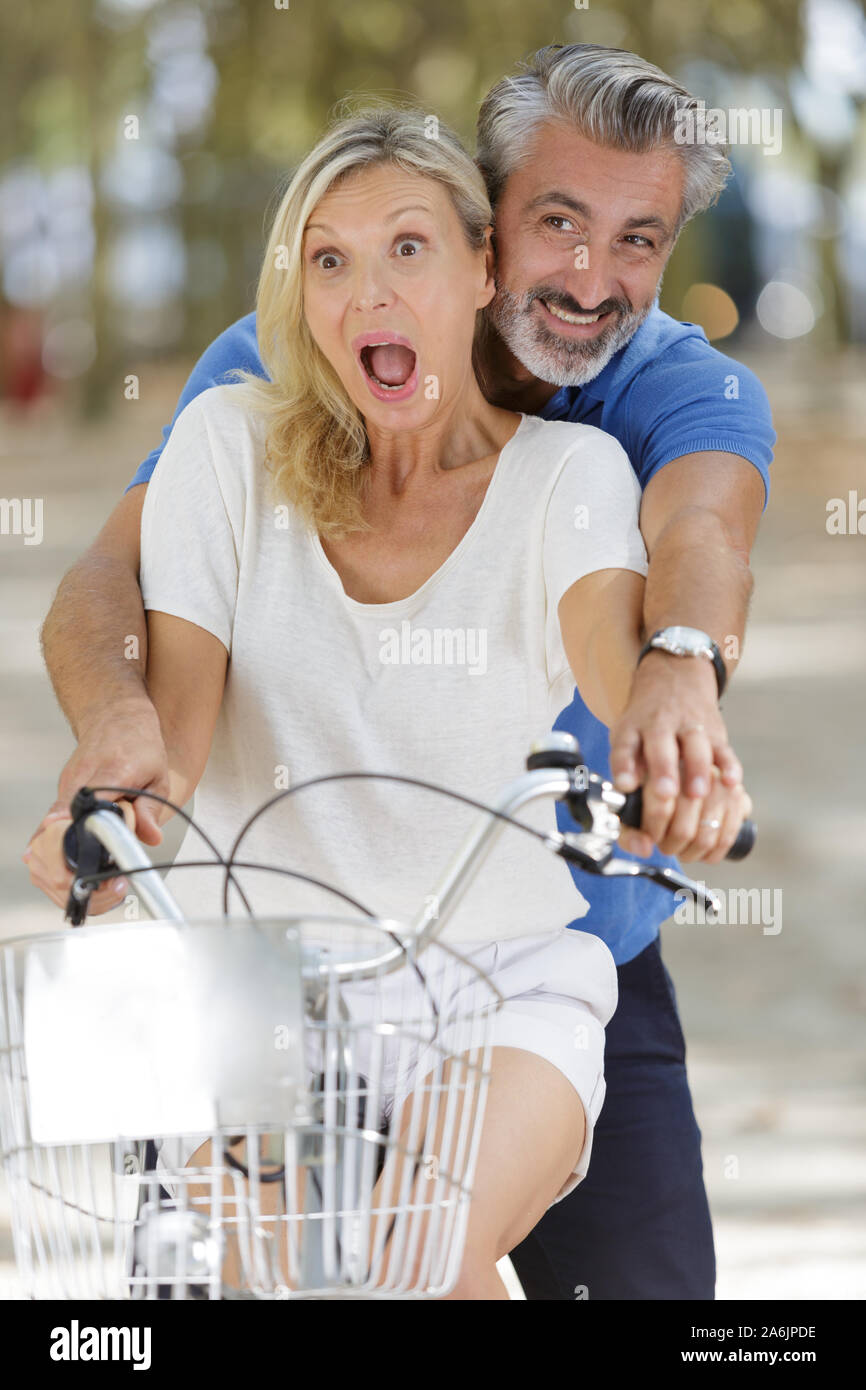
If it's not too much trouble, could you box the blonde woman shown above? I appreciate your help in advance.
[25,108,748,1297]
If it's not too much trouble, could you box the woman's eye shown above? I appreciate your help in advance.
[312,251,343,269]
[394,237,424,258]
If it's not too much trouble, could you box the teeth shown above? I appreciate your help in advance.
[543,301,602,326]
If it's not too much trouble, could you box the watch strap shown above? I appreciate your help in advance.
[638,630,727,699]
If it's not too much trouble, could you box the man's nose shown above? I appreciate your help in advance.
[562,247,617,311]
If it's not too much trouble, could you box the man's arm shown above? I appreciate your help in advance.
[32,484,167,849]
[26,612,227,912]
[32,313,263,852]
[610,451,764,860]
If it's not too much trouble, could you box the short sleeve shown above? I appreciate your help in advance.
[126,313,264,492]
[543,428,648,693]
[139,392,240,653]
[621,351,775,507]
[543,427,648,618]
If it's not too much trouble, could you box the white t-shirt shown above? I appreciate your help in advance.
[139,385,647,943]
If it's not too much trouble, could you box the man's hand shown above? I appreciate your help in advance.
[610,650,747,861]
[23,699,168,912]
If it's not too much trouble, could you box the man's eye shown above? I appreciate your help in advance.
[544,216,575,231]
[623,234,653,248]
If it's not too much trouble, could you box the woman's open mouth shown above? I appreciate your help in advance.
[352,331,419,402]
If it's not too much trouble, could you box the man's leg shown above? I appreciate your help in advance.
[508,936,716,1301]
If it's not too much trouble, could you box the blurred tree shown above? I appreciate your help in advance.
[2,0,864,409]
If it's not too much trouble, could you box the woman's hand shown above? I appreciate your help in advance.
[23,799,139,916]
[618,766,752,863]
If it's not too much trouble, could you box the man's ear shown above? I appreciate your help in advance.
[477,224,496,308]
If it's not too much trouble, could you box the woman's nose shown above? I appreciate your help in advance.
[351,263,393,313]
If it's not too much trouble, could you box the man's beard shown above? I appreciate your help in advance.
[486,280,656,388]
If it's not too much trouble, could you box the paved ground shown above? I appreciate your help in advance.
[0,345,863,1299]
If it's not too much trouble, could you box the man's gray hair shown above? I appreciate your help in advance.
[477,44,731,232]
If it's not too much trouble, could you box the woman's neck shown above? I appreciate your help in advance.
[364,383,521,494]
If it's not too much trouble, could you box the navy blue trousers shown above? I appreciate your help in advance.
[509,935,716,1300]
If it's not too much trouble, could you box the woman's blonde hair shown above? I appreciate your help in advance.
[235,105,492,538]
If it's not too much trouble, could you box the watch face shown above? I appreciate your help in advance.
[654,626,712,656]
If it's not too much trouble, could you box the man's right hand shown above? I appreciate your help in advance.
[23,699,169,913]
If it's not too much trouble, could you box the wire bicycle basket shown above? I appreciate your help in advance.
[0,916,502,1299]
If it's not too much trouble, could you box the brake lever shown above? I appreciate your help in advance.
[529,749,722,913]
[554,833,722,914]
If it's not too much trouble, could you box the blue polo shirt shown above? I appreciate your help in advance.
[129,305,775,963]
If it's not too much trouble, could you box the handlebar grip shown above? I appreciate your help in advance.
[619,789,756,861]
[63,797,126,874]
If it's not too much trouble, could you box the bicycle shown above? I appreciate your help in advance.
[1,731,754,1300]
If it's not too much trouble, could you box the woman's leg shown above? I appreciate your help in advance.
[371,1045,586,1299]
[183,1136,304,1292]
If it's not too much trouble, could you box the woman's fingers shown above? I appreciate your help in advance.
[23,816,130,916]
[675,775,752,863]
[698,785,753,865]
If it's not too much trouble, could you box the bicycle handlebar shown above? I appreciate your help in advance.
[61,734,756,979]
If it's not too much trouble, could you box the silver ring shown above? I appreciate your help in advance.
[700,817,722,830]
[682,723,705,734]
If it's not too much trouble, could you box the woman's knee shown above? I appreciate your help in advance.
[441,1248,509,1301]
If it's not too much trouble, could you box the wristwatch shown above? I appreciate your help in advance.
[637,626,727,698]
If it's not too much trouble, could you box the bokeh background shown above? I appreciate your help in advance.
[1,0,864,1300]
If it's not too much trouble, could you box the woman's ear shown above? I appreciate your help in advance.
[476,224,496,309]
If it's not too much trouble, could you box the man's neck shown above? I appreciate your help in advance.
[475,323,564,415]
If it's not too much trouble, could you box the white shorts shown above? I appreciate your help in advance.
[156,926,617,1207]
[435,926,618,1202]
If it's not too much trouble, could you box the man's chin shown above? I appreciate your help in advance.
[512,331,624,389]
[507,306,652,389]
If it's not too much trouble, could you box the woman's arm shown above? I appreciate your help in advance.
[145,611,229,825]
[557,568,645,728]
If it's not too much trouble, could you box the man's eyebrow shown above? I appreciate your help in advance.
[526,191,673,240]
[526,191,593,219]
[622,213,672,237]
[305,205,434,237]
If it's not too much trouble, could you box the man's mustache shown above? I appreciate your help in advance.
[527,287,633,319]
